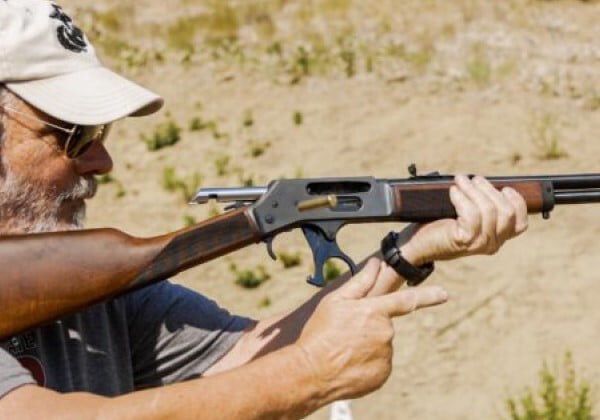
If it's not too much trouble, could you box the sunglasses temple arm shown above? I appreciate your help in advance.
[2,106,75,135]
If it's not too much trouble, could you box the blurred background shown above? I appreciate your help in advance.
[62,0,599,418]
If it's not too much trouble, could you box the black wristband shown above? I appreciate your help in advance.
[381,231,434,286]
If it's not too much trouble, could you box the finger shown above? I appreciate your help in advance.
[502,187,529,235]
[370,286,448,317]
[337,258,381,299]
[366,260,405,297]
[456,175,497,250]
[449,182,480,244]
[473,177,517,242]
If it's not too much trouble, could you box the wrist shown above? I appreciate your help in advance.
[287,343,335,409]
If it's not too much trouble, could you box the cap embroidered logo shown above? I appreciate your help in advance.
[49,4,87,53]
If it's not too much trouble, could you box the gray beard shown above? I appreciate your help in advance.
[0,168,97,234]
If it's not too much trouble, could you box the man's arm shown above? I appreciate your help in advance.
[0,345,323,420]
[0,261,447,420]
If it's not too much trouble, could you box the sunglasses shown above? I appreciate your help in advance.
[1,105,111,159]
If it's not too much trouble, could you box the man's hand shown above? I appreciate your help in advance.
[400,175,529,266]
[294,259,448,402]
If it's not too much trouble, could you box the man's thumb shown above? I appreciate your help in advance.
[336,258,381,299]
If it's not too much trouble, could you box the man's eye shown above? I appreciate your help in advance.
[38,126,55,136]
[45,129,69,147]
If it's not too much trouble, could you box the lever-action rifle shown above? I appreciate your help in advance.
[2,166,599,340]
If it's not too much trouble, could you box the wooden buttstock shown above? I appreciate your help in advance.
[129,208,262,290]
[0,207,261,340]
[391,180,555,222]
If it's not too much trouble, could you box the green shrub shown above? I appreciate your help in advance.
[248,140,271,158]
[340,49,356,78]
[243,109,254,127]
[115,181,126,198]
[208,203,221,218]
[324,260,342,283]
[204,1,239,38]
[95,9,123,32]
[142,120,181,151]
[162,166,203,202]
[585,92,600,111]
[506,352,592,420]
[258,296,272,308]
[214,155,230,176]
[230,263,270,289]
[183,214,197,227]
[278,251,302,269]
[288,46,315,84]
[187,117,224,139]
[166,16,205,52]
[238,172,256,187]
[293,111,304,125]
[97,174,115,184]
[189,117,207,131]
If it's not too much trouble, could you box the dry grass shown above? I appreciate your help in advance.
[529,113,569,160]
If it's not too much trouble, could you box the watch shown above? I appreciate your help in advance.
[380,231,435,286]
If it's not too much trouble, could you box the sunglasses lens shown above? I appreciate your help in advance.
[66,125,110,158]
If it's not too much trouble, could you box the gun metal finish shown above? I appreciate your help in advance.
[193,187,267,204]
[196,178,394,286]
[193,168,600,287]
[250,177,395,235]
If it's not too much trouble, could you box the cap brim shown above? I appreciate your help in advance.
[6,67,163,125]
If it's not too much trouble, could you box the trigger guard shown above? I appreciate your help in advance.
[302,225,356,287]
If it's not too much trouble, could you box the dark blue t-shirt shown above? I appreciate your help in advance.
[0,282,252,397]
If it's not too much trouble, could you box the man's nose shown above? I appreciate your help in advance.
[72,141,113,175]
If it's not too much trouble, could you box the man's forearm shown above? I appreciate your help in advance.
[208,249,406,375]
[1,344,328,420]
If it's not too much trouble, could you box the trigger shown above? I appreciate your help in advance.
[263,236,277,260]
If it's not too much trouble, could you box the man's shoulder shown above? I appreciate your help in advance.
[123,280,189,308]
[123,281,228,324]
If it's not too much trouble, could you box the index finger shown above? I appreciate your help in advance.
[369,286,449,317]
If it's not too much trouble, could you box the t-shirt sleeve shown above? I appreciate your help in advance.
[124,281,254,389]
[0,347,36,399]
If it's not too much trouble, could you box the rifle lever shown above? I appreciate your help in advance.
[301,225,357,287]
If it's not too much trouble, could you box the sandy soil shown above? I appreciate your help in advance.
[60,0,600,418]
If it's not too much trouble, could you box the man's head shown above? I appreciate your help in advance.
[0,86,109,232]
[0,0,163,233]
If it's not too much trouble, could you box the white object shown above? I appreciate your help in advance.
[330,400,353,420]
[0,0,163,124]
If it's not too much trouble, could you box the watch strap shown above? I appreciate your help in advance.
[381,231,434,286]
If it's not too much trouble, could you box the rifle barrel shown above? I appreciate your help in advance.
[554,189,600,205]
[389,174,600,190]
[487,174,600,190]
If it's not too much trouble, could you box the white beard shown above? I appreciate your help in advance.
[0,166,97,233]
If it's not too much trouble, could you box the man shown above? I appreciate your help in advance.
[0,1,529,418]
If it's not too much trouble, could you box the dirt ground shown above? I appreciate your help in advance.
[62,0,599,418]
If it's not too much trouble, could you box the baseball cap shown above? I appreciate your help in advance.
[0,0,163,125]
